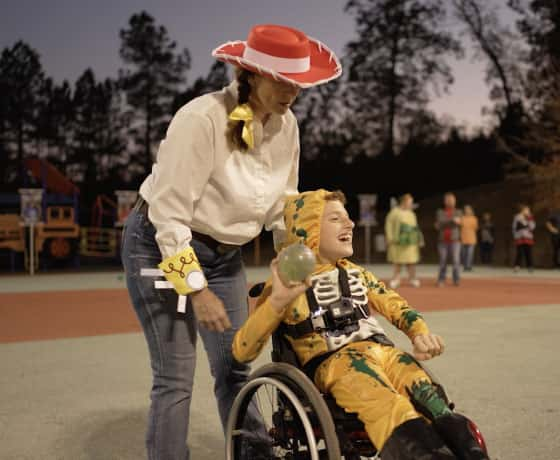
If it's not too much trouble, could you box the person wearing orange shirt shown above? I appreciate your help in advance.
[460,205,479,272]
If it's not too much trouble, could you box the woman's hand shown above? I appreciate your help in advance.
[269,258,310,313]
[412,334,445,361]
[191,288,232,332]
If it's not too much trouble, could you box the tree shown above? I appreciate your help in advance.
[36,78,73,166]
[493,0,560,166]
[0,41,46,178]
[453,0,525,123]
[119,11,190,175]
[509,0,559,103]
[343,0,463,158]
[70,69,126,190]
[172,61,229,112]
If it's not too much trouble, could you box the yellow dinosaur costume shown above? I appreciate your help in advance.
[233,189,456,452]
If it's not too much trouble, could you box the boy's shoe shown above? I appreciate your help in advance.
[436,280,445,288]
[410,279,421,288]
[389,278,401,289]
[380,418,457,459]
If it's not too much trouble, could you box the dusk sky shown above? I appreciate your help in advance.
[2,0,516,129]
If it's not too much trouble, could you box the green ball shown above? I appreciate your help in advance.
[278,243,316,285]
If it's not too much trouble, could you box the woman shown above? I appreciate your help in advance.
[385,193,423,288]
[120,24,341,460]
[460,205,478,271]
[512,204,535,272]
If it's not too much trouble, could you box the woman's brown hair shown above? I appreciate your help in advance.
[226,67,252,151]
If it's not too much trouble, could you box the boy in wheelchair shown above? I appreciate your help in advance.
[233,189,489,460]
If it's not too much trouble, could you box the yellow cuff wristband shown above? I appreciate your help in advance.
[158,247,207,295]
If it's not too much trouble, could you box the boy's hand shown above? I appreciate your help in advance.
[412,334,445,361]
[269,258,310,313]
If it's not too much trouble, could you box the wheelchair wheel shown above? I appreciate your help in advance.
[225,362,341,460]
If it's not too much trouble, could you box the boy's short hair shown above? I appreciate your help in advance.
[324,190,347,205]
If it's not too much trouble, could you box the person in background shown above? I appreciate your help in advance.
[460,205,478,272]
[545,208,560,269]
[478,212,495,265]
[512,204,535,272]
[435,193,462,287]
[385,193,423,288]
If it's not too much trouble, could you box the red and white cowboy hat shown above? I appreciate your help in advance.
[212,24,342,88]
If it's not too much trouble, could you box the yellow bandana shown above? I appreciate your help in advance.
[228,103,254,149]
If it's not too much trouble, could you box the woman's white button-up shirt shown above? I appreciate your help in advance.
[139,81,300,259]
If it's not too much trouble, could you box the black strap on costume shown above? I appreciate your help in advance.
[338,264,352,298]
[284,265,356,339]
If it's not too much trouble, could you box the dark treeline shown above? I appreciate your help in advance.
[1,1,559,222]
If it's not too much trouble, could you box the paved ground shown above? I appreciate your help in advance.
[1,264,559,459]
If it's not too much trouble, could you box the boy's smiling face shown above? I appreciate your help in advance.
[318,200,355,264]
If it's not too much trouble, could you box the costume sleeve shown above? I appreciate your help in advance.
[148,110,215,294]
[265,125,300,251]
[232,283,286,363]
[361,268,430,340]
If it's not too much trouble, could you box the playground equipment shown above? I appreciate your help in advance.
[0,159,80,271]
[26,159,80,267]
[0,158,140,272]
[80,190,136,258]
[80,194,118,258]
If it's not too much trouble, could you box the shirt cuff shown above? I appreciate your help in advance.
[158,246,207,295]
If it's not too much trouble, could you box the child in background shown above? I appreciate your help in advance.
[512,204,535,272]
[460,205,478,272]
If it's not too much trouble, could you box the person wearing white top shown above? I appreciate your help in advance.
[121,24,341,460]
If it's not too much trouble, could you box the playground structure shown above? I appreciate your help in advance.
[0,159,137,272]
[80,191,137,258]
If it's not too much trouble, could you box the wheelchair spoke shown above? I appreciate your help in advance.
[226,366,346,460]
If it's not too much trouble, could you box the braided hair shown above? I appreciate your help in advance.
[227,68,252,151]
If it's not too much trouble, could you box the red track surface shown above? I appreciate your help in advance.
[1,277,558,343]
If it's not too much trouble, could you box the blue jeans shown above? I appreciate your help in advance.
[437,241,461,283]
[121,209,255,460]
[461,244,475,270]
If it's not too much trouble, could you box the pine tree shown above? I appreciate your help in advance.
[119,11,190,176]
[71,69,126,189]
[0,41,46,180]
[343,0,463,158]
[36,78,73,167]
[172,61,229,113]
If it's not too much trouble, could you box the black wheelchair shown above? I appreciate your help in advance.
[225,287,488,460]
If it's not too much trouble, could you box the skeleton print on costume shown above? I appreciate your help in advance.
[310,267,387,351]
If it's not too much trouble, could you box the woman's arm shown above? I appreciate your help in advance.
[149,110,215,260]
